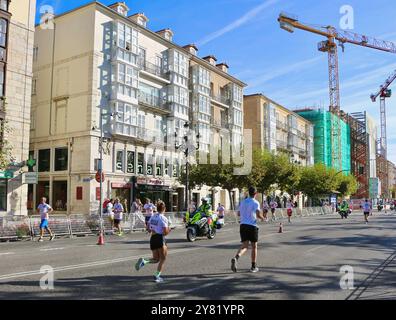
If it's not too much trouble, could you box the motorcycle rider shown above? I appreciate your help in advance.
[198,198,211,217]
[340,200,350,219]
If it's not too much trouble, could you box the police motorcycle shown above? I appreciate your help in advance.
[184,201,219,242]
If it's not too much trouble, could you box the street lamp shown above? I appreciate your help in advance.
[98,110,119,237]
[175,122,200,211]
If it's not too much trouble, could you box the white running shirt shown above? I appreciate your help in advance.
[239,197,260,227]
[149,214,169,235]
[38,203,52,220]
[114,203,124,220]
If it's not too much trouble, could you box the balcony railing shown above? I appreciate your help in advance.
[138,59,169,80]
[276,120,288,131]
[138,91,170,113]
[210,118,229,129]
[277,140,288,150]
[211,93,230,106]
[112,123,165,145]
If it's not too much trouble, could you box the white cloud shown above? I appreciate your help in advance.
[197,0,280,46]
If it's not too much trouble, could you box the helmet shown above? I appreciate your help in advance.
[201,198,208,203]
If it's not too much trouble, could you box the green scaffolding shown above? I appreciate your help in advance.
[297,110,351,174]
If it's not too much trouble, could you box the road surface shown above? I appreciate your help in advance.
[0,212,395,300]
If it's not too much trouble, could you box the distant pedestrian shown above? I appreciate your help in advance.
[270,199,278,221]
[217,203,225,219]
[362,199,371,224]
[37,197,55,242]
[286,199,294,223]
[231,187,265,273]
[143,198,156,231]
[106,199,115,231]
[131,198,142,214]
[262,200,269,222]
[113,198,124,236]
[135,201,171,283]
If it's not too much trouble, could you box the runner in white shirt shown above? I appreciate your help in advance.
[270,200,278,221]
[135,201,171,283]
[113,198,124,236]
[362,199,372,224]
[37,197,55,242]
[143,198,156,231]
[262,200,269,222]
[106,199,115,231]
[231,187,264,273]
[217,203,225,219]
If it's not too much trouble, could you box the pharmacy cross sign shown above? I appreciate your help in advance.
[26,157,36,168]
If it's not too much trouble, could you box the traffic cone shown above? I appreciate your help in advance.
[278,223,283,233]
[97,231,105,245]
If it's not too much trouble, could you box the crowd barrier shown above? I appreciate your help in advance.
[0,206,335,241]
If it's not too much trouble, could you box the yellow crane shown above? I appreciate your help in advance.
[278,13,396,171]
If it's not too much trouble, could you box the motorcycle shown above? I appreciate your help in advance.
[184,209,218,242]
[378,204,383,212]
[339,208,350,219]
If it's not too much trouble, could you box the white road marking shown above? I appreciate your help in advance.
[306,245,328,253]
[39,247,65,252]
[0,252,15,256]
[0,231,289,282]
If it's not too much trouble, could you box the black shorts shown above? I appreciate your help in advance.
[364,212,370,216]
[150,234,166,250]
[240,224,259,243]
[114,219,121,225]
[271,208,276,214]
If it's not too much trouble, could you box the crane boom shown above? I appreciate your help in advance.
[371,69,396,102]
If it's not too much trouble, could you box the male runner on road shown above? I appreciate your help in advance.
[37,197,55,242]
[231,187,265,273]
[362,199,372,224]
[113,198,124,236]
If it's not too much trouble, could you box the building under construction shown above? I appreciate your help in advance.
[295,109,351,174]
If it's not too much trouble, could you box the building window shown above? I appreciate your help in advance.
[54,147,68,171]
[53,181,67,211]
[127,151,134,174]
[32,78,37,95]
[117,22,138,54]
[33,46,38,61]
[137,152,144,174]
[116,150,124,172]
[147,154,153,176]
[0,64,4,97]
[0,0,9,12]
[38,149,51,172]
[36,181,50,205]
[156,156,163,176]
[0,19,6,48]
[0,179,6,211]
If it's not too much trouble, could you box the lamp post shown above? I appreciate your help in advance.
[175,122,200,211]
[98,110,119,236]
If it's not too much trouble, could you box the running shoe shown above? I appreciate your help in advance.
[117,232,124,237]
[154,275,164,283]
[50,234,55,241]
[231,258,238,273]
[38,237,44,242]
[250,267,259,273]
[135,258,146,271]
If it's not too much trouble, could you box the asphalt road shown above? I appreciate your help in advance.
[0,211,395,300]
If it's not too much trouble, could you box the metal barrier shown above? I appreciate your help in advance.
[69,214,95,236]
[30,215,71,238]
[0,216,32,241]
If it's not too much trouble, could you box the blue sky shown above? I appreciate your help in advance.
[36,0,396,162]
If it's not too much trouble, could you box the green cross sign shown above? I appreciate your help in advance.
[26,157,36,168]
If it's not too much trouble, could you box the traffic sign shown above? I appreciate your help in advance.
[23,172,38,184]
[95,170,105,183]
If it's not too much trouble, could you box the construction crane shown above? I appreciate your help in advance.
[278,13,396,171]
[370,69,396,198]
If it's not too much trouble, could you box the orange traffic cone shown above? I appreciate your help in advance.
[97,231,105,245]
[278,223,283,233]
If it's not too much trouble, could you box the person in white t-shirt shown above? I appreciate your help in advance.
[262,200,269,222]
[286,199,294,224]
[362,199,372,224]
[217,203,225,219]
[135,201,171,283]
[143,198,156,231]
[270,199,278,221]
[106,199,115,230]
[231,187,264,273]
[113,198,124,236]
[37,197,55,242]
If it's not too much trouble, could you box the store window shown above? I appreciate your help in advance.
[53,181,67,211]
[147,155,154,176]
[0,0,9,12]
[156,156,163,176]
[116,150,124,172]
[54,147,68,171]
[38,149,51,172]
[137,153,144,174]
[0,179,6,211]
[127,151,135,174]
[36,181,50,205]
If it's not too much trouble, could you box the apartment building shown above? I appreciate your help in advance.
[30,2,245,214]
[0,0,36,216]
[244,94,314,166]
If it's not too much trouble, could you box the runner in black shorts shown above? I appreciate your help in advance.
[231,187,264,273]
